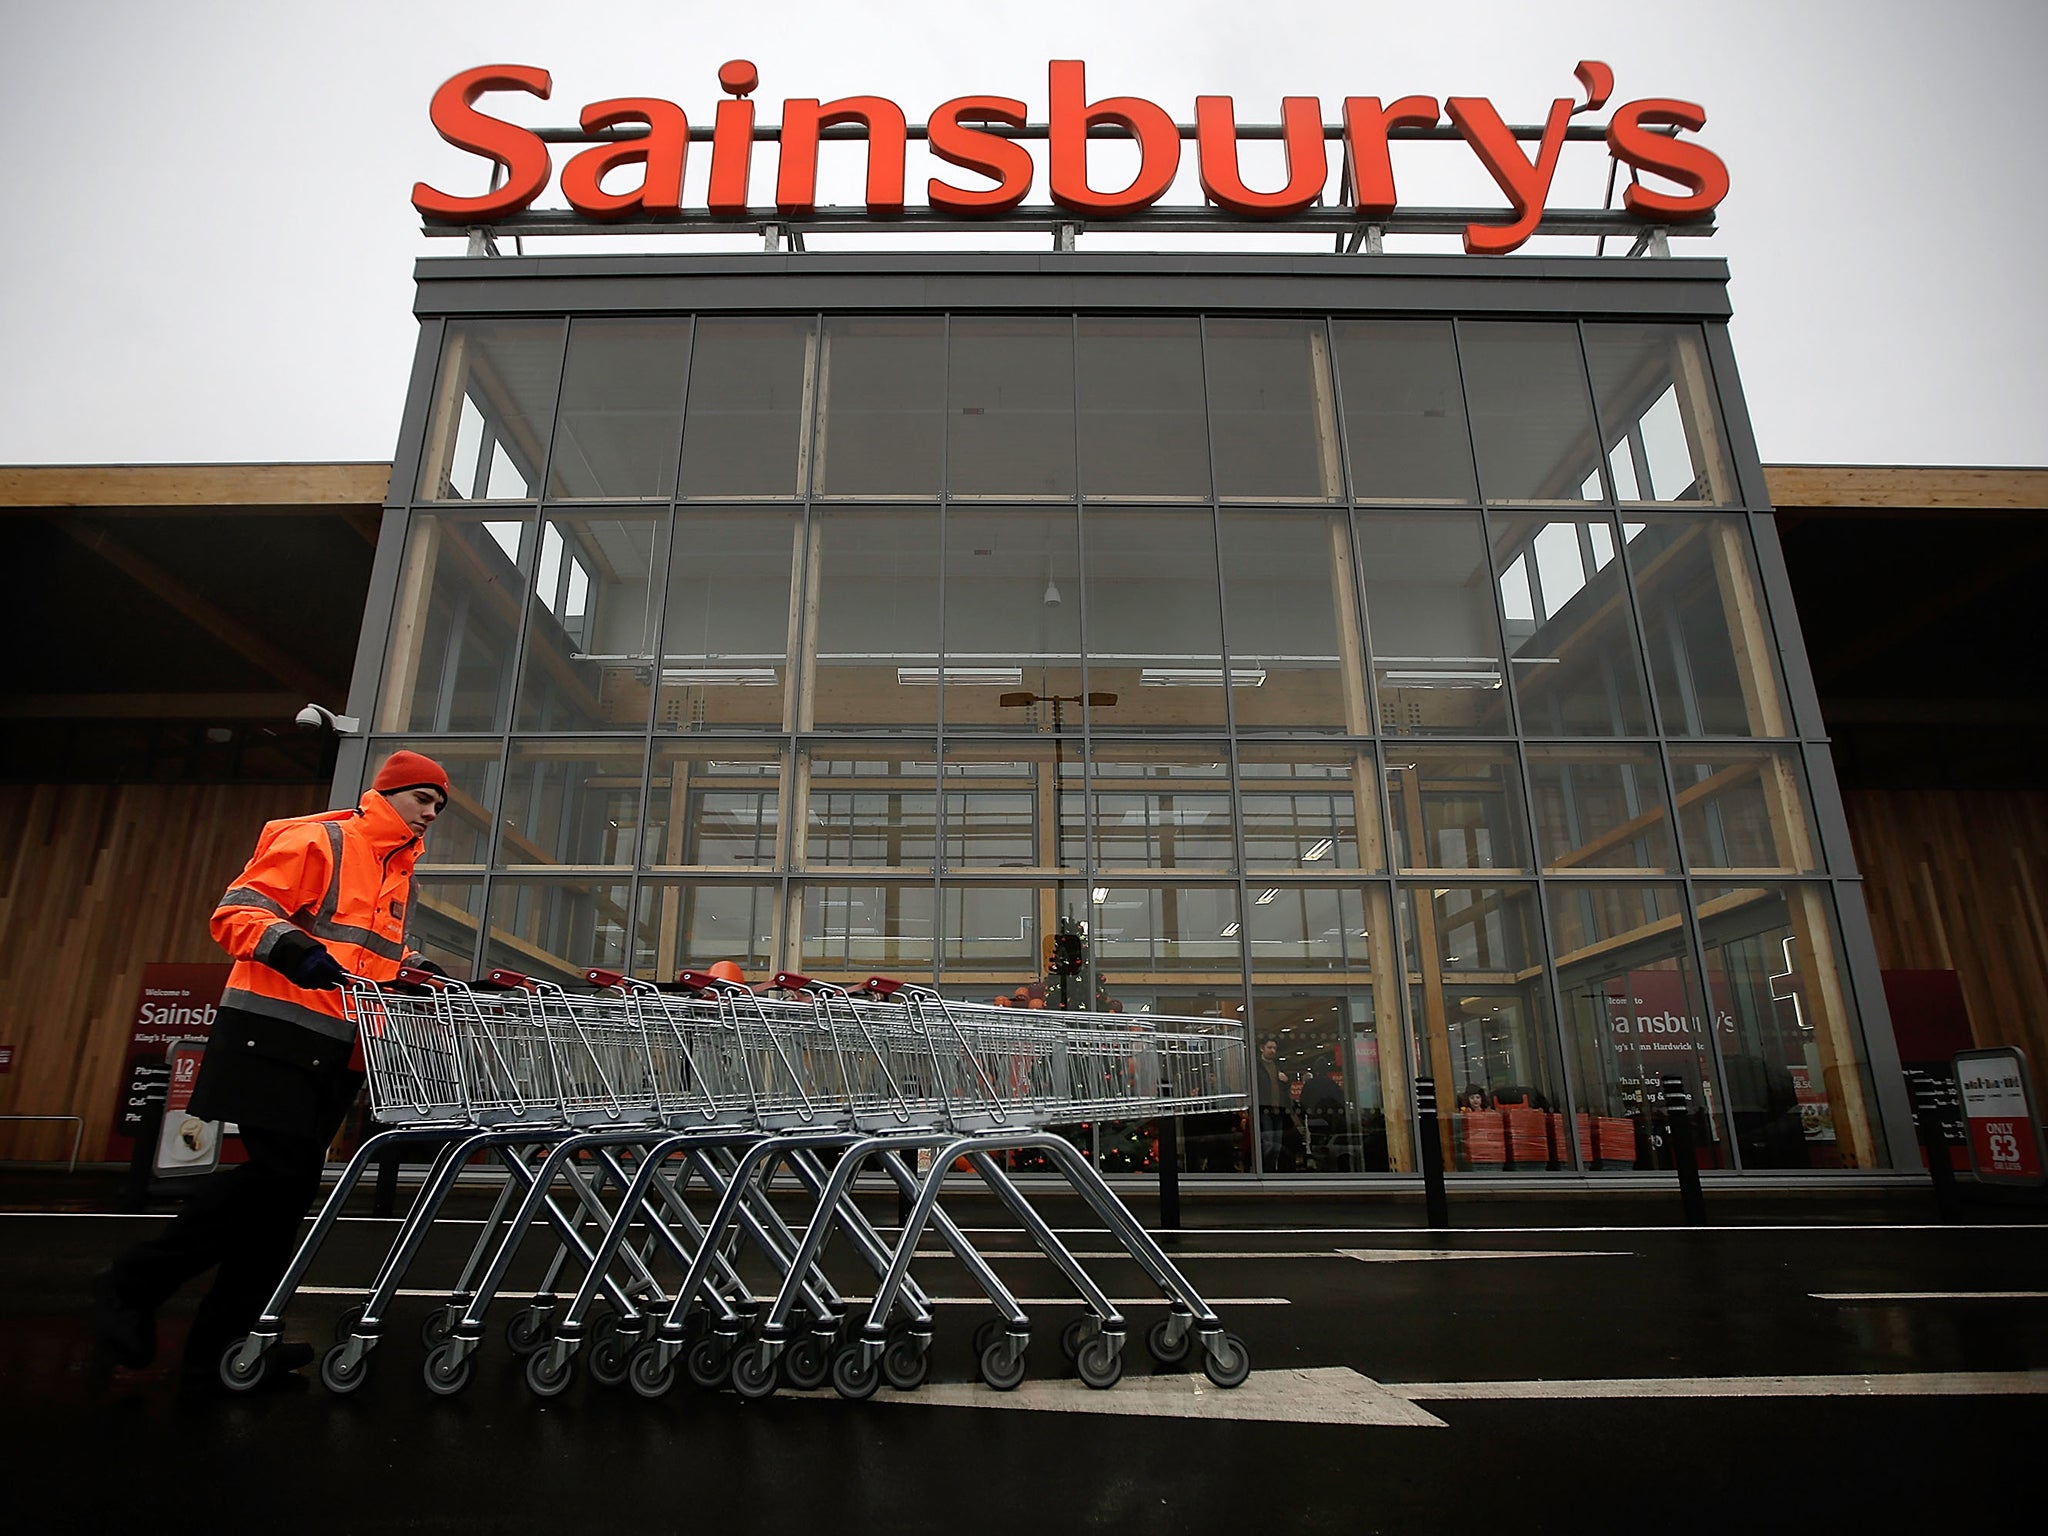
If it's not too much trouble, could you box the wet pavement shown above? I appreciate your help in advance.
[6,1170,2046,1533]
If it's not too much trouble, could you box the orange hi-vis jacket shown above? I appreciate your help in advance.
[211,791,424,1042]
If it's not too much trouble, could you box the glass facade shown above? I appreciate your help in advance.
[361,289,1892,1178]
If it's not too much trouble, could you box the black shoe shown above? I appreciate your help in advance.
[91,1270,156,1370]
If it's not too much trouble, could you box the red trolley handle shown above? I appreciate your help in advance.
[675,968,750,995]
[484,968,537,991]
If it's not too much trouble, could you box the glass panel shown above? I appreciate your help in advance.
[947,317,1075,497]
[939,507,1080,731]
[1583,324,1735,505]
[1238,743,1381,873]
[1204,318,1340,500]
[1084,509,1226,729]
[678,317,813,497]
[1671,746,1820,874]
[417,320,564,502]
[1625,516,1793,737]
[1357,513,1509,735]
[1548,880,1722,1170]
[1400,883,1564,1171]
[1076,317,1210,498]
[546,318,690,499]
[1697,881,1887,1170]
[815,316,945,495]
[1089,745,1234,872]
[376,511,531,734]
[1121,986,1251,1173]
[483,876,633,984]
[514,511,671,731]
[799,744,939,870]
[941,741,1079,872]
[1493,514,1654,736]
[496,739,648,868]
[797,882,936,976]
[808,508,942,729]
[1459,321,1601,503]
[1332,319,1478,503]
[369,738,504,870]
[1526,745,1678,873]
[939,883,1046,982]
[1220,510,1365,733]
[409,877,483,979]
[632,880,779,978]
[1088,883,1241,975]
[656,508,800,732]
[644,741,783,869]
[1384,747,1532,873]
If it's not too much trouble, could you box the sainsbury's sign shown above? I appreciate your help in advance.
[412,59,1728,255]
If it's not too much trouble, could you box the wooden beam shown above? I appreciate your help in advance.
[0,692,306,720]
[1764,465,2048,512]
[0,463,389,509]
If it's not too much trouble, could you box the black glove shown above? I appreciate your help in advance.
[288,946,348,990]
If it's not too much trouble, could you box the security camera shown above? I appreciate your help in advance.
[294,703,361,734]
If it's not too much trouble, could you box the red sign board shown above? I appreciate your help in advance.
[106,962,234,1162]
[1955,1047,2045,1187]
[412,58,1728,255]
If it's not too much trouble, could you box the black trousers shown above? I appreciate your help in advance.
[109,1124,331,1367]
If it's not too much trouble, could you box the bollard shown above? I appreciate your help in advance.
[1660,1076,1707,1225]
[1910,1078,1962,1224]
[373,1148,400,1218]
[1415,1078,1450,1229]
[1157,1115,1182,1231]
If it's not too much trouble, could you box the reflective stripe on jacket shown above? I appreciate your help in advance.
[211,791,423,1042]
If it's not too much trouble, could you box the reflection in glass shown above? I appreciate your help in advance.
[514,512,671,731]
[941,742,1077,871]
[1526,745,1677,872]
[1385,748,1532,873]
[1357,513,1509,735]
[547,318,690,499]
[644,742,782,868]
[632,880,779,978]
[1332,319,1478,502]
[1220,510,1365,733]
[377,512,530,734]
[1089,884,1241,974]
[678,317,813,497]
[1238,744,1379,873]
[496,740,647,867]
[1671,746,1819,873]
[656,509,799,732]
[939,884,1042,978]
[1697,881,1884,1170]
[799,745,939,869]
[1626,517,1792,737]
[1084,510,1226,728]
[815,317,945,495]
[1583,324,1734,504]
[798,883,936,973]
[417,320,564,501]
[374,738,503,869]
[483,876,632,984]
[940,508,1079,731]
[802,508,940,730]
[1090,746,1234,871]
[1251,975,1402,1173]
[948,317,1075,497]
[1459,322,1600,503]
[409,878,483,979]
[1077,318,1210,498]
[1204,319,1341,500]
[1493,515,1654,736]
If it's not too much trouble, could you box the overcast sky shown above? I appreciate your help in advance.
[2,0,2042,470]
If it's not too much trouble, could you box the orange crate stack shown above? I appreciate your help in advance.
[1503,1106,1549,1168]
[1595,1115,1637,1166]
[1455,1109,1507,1170]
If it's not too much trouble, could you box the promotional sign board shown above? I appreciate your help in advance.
[1954,1047,2045,1187]
[106,963,234,1162]
[153,1039,223,1179]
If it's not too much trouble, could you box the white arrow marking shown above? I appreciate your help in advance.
[1338,1248,1631,1263]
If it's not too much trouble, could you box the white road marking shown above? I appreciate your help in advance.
[1814,1291,2048,1302]
[1396,1371,2048,1400]
[1338,1248,1630,1263]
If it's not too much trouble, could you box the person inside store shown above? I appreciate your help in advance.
[93,750,450,1392]
[1297,1062,1346,1169]
[1460,1086,1491,1112]
[1256,1037,1299,1171]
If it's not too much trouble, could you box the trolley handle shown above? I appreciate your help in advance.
[483,968,537,991]
[393,964,445,989]
[585,967,628,990]
[771,970,819,992]
[675,968,749,996]
[858,975,906,998]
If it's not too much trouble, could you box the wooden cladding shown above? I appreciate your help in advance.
[0,782,326,1160]
[1843,788,2048,1074]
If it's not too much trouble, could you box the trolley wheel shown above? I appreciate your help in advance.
[422,1341,473,1397]
[420,1308,455,1349]
[1059,1314,1096,1362]
[971,1317,1004,1359]
[1201,1333,1251,1389]
[588,1331,632,1389]
[782,1335,831,1392]
[684,1335,730,1391]
[978,1337,1027,1392]
[731,1341,781,1400]
[628,1342,675,1400]
[218,1339,269,1394]
[503,1308,550,1356]
[830,1345,881,1402]
[1075,1335,1123,1390]
[333,1304,366,1345]
[524,1347,576,1398]
[880,1336,929,1392]
[319,1342,370,1395]
[1147,1314,1193,1367]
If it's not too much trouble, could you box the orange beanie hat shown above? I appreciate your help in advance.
[372,749,450,800]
